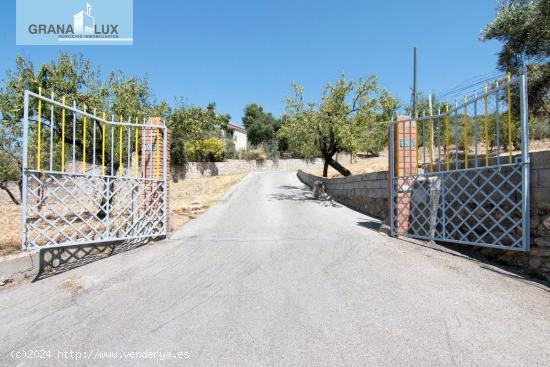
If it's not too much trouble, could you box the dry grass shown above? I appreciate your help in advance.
[0,173,247,257]
[171,173,247,229]
[306,153,389,178]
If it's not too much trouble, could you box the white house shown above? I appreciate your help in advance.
[226,123,247,151]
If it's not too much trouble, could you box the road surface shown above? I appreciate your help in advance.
[1,171,550,366]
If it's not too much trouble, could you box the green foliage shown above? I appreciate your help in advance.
[242,104,280,146]
[186,138,225,162]
[481,0,550,113]
[278,75,399,164]
[168,102,230,164]
[530,116,550,139]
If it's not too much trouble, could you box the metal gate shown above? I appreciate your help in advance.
[20,89,167,251]
[389,72,530,251]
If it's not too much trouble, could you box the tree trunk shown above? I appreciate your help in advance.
[322,160,329,177]
[322,155,351,177]
[328,158,351,176]
[0,181,21,205]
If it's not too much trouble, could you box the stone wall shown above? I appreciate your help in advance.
[172,158,325,181]
[297,170,389,219]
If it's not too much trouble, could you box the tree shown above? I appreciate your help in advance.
[278,75,398,177]
[241,104,280,146]
[168,101,230,165]
[0,53,157,205]
[481,0,550,114]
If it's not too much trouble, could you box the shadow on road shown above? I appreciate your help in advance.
[357,220,382,231]
[270,185,341,208]
[34,238,151,281]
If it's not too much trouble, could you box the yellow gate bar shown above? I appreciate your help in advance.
[507,72,513,163]
[428,105,433,172]
[445,104,450,171]
[415,113,419,170]
[102,112,106,176]
[484,85,489,167]
[463,96,468,169]
[119,116,123,176]
[155,128,161,179]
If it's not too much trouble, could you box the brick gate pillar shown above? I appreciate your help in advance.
[141,118,172,236]
[393,116,417,235]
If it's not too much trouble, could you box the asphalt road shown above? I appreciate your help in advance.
[1,171,550,366]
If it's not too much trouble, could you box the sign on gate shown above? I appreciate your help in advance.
[20,89,167,250]
[389,72,530,251]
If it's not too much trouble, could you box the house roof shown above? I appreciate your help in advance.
[226,123,246,133]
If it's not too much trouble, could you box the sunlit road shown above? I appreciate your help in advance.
[1,171,550,366]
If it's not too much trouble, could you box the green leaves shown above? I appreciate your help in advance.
[278,75,399,161]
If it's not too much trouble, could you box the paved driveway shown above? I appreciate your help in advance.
[1,171,550,366]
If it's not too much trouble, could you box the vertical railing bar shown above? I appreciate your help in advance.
[389,121,395,235]
[72,100,76,174]
[37,87,42,171]
[93,108,97,171]
[422,111,426,170]
[61,96,66,173]
[519,67,530,251]
[82,105,87,175]
[415,112,419,172]
[134,121,139,178]
[21,91,30,251]
[437,106,441,172]
[127,116,131,178]
[162,120,168,235]
[445,104,450,171]
[102,112,106,176]
[148,118,153,180]
[111,114,114,175]
[454,102,459,170]
[428,95,433,172]
[473,93,479,168]
[507,72,513,164]
[119,115,123,177]
[463,95,468,169]
[495,82,501,166]
[484,85,489,167]
[49,91,54,172]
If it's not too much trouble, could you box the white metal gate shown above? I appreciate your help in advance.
[389,72,530,251]
[21,90,167,250]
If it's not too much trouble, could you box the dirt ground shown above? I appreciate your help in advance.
[306,153,389,178]
[0,173,247,257]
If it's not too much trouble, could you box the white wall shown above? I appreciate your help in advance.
[233,130,247,151]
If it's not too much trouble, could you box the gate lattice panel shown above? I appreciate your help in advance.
[389,72,530,251]
[21,90,167,250]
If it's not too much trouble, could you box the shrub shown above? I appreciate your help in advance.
[530,116,550,140]
[187,138,225,162]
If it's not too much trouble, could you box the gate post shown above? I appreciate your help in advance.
[141,118,171,237]
[393,116,418,235]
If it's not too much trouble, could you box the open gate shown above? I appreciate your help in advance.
[389,72,530,251]
[20,90,167,250]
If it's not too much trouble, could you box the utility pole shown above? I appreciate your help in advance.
[412,47,417,118]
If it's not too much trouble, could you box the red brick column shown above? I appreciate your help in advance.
[393,116,417,235]
[141,118,172,236]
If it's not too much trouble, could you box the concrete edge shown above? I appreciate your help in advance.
[0,250,40,286]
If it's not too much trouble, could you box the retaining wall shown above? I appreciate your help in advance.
[297,170,389,219]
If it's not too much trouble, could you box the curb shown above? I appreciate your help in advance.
[0,250,40,286]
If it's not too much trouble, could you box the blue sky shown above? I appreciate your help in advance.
[2,0,502,125]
